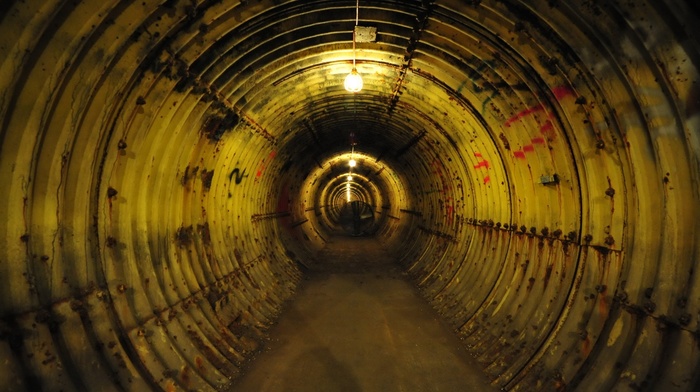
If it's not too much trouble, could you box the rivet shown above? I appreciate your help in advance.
[678,313,691,326]
[643,300,656,313]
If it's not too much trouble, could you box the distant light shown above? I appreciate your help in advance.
[349,159,356,167]
[344,68,363,92]
[347,175,353,181]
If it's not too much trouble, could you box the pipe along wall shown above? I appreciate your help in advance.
[1,0,699,390]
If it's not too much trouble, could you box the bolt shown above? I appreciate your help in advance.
[596,139,605,149]
[616,291,628,302]
[678,313,691,326]
[604,235,615,245]
[520,225,527,233]
[644,287,653,298]
[70,300,84,312]
[605,187,615,197]
[117,140,127,150]
[643,300,656,313]
[567,231,577,241]
[107,187,118,198]
[541,227,549,236]
[552,229,562,238]
[584,234,593,242]
[529,227,537,235]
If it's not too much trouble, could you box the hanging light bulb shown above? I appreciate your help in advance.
[348,159,356,167]
[344,68,363,92]
[347,175,353,181]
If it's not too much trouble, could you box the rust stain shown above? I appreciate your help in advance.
[582,334,591,357]
[180,365,190,386]
[195,355,206,373]
[543,264,553,288]
[598,294,609,316]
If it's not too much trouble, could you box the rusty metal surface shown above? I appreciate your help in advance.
[1,0,699,390]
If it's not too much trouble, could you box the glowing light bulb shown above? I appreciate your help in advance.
[349,159,356,167]
[347,175,353,181]
[344,68,363,92]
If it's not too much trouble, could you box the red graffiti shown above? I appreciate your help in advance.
[483,175,491,184]
[514,151,526,159]
[523,144,535,153]
[532,137,546,145]
[255,150,277,178]
[505,104,544,127]
[431,158,451,193]
[552,85,574,100]
[474,160,490,169]
[504,85,574,127]
[539,120,553,133]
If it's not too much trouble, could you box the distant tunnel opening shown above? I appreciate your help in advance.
[1,1,699,391]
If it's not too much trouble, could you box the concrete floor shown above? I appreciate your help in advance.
[228,236,497,392]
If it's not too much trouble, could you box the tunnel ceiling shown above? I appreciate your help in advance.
[1,0,700,391]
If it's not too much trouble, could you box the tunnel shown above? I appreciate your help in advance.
[1,0,699,390]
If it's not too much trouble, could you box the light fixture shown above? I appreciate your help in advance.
[344,68,363,92]
[344,0,363,93]
[348,159,356,167]
[347,175,353,181]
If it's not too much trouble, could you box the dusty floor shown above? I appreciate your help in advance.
[228,236,497,392]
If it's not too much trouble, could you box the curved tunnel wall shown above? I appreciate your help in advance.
[1,0,699,391]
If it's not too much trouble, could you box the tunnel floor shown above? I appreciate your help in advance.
[228,236,497,392]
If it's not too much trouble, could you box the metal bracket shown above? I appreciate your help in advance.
[355,26,377,42]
